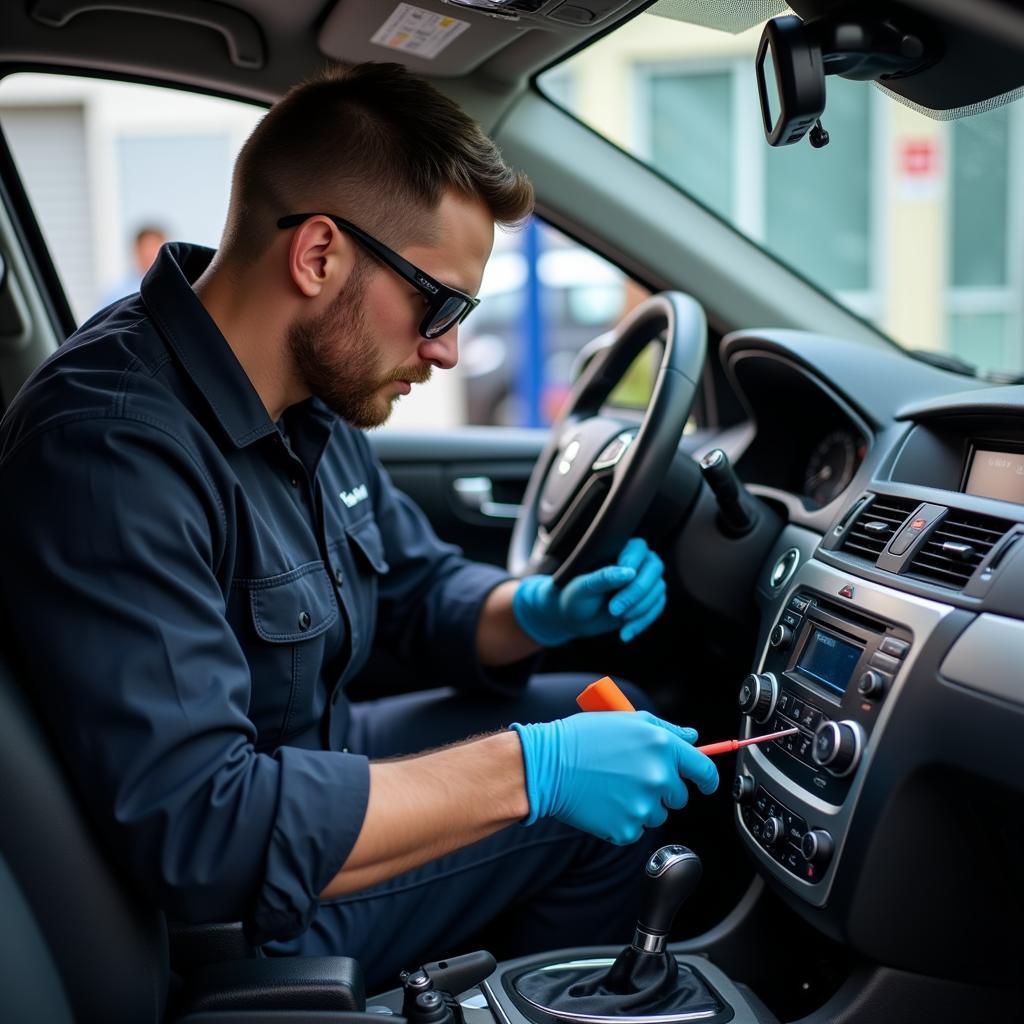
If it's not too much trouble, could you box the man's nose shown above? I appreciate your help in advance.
[419,327,459,370]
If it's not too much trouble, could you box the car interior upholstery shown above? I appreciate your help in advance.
[0,1,1022,1022]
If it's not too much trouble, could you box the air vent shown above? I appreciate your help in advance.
[839,495,919,561]
[906,510,1012,589]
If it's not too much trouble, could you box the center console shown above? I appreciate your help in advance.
[733,558,952,907]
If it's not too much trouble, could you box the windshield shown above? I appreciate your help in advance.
[541,11,1023,380]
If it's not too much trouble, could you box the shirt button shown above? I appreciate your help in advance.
[290,477,300,488]
[298,610,312,631]
[334,567,344,586]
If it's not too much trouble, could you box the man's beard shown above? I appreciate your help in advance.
[287,268,432,429]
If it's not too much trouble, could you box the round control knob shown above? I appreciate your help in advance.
[857,669,885,698]
[769,624,793,649]
[738,672,779,724]
[762,816,784,847]
[800,828,834,868]
[812,720,864,776]
[732,774,756,803]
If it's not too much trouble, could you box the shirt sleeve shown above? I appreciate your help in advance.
[0,416,368,944]
[361,435,535,695]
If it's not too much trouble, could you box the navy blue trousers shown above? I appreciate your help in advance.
[266,674,658,993]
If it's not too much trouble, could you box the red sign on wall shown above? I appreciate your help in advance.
[899,139,940,177]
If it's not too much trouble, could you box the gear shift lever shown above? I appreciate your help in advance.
[511,845,720,1021]
[633,846,702,954]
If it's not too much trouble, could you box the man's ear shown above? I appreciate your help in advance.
[286,216,357,298]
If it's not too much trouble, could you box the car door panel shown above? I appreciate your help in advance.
[369,427,546,568]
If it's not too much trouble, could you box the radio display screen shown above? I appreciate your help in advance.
[796,627,862,696]
[963,447,1024,504]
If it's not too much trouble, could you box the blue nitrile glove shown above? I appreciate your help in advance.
[510,711,719,845]
[512,537,667,646]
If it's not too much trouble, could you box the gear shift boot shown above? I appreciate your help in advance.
[508,846,724,1023]
[511,953,723,1022]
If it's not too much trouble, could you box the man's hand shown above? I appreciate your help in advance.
[512,537,666,647]
[511,711,718,845]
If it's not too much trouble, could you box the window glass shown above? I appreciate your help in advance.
[461,219,649,427]
[764,76,871,291]
[951,106,1009,288]
[646,70,733,219]
[542,13,1024,378]
[948,312,1014,375]
[0,74,647,429]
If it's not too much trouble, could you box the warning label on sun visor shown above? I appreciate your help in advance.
[372,4,470,60]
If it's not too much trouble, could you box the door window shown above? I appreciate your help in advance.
[0,74,647,429]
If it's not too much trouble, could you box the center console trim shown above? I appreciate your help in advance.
[736,557,955,907]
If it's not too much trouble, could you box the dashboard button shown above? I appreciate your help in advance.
[777,691,791,715]
[812,720,864,776]
[732,774,756,803]
[801,828,835,868]
[800,705,821,730]
[738,672,779,723]
[788,595,812,614]
[781,610,802,630]
[790,700,804,721]
[857,669,888,698]
[888,527,919,556]
[770,623,793,649]
[870,650,900,673]
[762,816,784,847]
[880,637,911,659]
[754,789,769,815]
[784,810,806,843]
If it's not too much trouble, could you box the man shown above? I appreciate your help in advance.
[99,223,168,307]
[0,63,717,989]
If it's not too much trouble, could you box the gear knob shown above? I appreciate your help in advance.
[633,845,702,953]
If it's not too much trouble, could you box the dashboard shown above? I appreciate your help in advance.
[707,330,1024,988]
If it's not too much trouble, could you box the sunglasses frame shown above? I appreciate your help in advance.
[277,213,480,339]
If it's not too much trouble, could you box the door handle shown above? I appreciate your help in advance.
[452,477,521,520]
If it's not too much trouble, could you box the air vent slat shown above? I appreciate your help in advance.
[837,495,919,562]
[906,509,1012,590]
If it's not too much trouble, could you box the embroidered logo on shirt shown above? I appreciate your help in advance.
[339,484,369,509]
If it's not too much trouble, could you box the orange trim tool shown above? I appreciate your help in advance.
[576,676,637,712]
[576,676,798,757]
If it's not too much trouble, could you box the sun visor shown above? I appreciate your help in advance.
[784,0,1024,119]
[648,0,788,34]
[871,26,1024,119]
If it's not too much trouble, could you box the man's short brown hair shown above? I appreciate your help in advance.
[222,62,534,261]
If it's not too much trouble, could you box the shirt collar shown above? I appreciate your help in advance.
[141,242,279,449]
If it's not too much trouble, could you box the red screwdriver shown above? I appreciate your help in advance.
[576,677,798,756]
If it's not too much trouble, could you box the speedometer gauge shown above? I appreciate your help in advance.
[803,431,862,506]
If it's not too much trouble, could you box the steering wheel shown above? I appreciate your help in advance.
[508,291,706,585]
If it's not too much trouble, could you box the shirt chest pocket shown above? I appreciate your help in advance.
[330,517,389,672]
[242,562,339,746]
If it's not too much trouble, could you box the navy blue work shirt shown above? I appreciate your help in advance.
[0,242,524,944]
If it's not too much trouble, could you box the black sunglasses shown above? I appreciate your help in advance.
[277,213,480,339]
